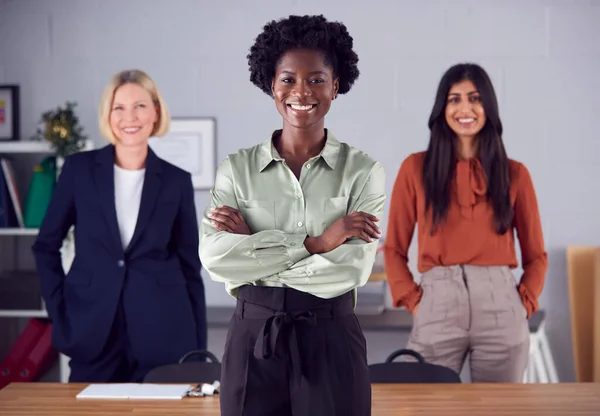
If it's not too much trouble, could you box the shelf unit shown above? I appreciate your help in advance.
[0,228,39,236]
[0,141,57,153]
[0,140,94,383]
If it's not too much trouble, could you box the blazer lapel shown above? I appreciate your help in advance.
[125,147,162,253]
[94,145,123,253]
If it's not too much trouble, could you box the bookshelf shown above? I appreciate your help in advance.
[0,141,57,153]
[0,310,48,318]
[0,140,94,384]
[0,228,39,236]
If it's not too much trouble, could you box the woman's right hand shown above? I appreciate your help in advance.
[412,303,419,315]
[208,206,251,235]
[311,211,380,254]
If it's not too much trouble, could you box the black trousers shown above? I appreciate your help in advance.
[68,302,151,383]
[220,286,371,416]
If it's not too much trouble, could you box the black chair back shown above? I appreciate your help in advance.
[143,350,222,383]
[369,349,461,383]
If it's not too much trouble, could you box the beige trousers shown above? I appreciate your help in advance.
[407,265,529,382]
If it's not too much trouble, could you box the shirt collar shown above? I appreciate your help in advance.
[258,129,340,172]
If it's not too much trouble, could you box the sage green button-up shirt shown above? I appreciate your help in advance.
[199,130,386,303]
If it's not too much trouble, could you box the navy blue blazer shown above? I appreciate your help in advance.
[32,145,207,364]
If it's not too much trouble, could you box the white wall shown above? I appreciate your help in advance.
[1,0,598,382]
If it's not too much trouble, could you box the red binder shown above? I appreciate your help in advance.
[0,318,46,389]
[12,320,57,382]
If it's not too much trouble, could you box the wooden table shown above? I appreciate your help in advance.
[1,383,599,415]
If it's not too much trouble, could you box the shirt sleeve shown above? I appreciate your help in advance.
[383,155,422,312]
[513,163,548,318]
[199,158,311,285]
[267,162,386,298]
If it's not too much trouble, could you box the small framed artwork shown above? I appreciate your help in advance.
[149,117,216,190]
[0,85,20,141]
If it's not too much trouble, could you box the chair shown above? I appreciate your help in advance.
[369,349,461,383]
[523,310,559,383]
[143,350,221,383]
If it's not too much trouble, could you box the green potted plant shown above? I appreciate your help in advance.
[29,101,88,252]
[31,101,88,164]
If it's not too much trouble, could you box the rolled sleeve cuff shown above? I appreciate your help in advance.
[518,283,538,319]
[395,285,423,313]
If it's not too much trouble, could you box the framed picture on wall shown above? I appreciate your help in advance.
[148,117,216,190]
[0,85,20,141]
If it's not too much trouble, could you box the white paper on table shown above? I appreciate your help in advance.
[76,383,192,400]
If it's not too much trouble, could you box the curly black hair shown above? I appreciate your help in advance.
[247,15,360,97]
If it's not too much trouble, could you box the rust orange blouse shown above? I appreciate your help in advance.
[384,152,547,317]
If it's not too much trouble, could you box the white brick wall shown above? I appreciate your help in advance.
[1,0,598,382]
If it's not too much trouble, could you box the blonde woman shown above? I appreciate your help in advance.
[33,69,207,382]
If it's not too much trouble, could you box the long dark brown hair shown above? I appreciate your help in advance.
[423,63,512,235]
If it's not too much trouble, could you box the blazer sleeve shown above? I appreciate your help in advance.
[31,156,77,320]
[172,172,207,349]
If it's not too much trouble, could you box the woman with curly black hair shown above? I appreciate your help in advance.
[200,14,384,416]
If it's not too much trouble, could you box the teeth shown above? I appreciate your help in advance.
[458,118,474,123]
[123,127,141,133]
[290,104,315,111]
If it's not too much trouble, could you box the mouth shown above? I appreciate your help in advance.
[287,103,317,113]
[456,117,476,128]
[122,127,142,134]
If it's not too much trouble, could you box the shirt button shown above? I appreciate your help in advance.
[297,221,303,227]
[290,242,297,247]
[117,260,125,267]
[306,164,311,169]
[297,194,303,199]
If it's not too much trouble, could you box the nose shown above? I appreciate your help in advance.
[123,108,137,122]
[459,99,474,114]
[292,81,312,98]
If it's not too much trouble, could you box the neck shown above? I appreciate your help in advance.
[277,121,326,157]
[456,135,478,160]
[114,144,148,170]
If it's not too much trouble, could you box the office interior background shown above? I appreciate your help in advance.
[0,0,598,383]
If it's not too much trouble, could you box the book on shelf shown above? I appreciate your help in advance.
[0,157,24,228]
[0,155,58,229]
[0,318,57,389]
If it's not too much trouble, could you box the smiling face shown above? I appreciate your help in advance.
[444,79,486,141]
[109,82,158,148]
[271,48,339,131]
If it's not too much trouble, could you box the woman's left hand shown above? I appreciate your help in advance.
[208,206,251,235]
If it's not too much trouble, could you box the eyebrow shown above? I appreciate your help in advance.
[112,100,149,106]
[448,91,480,96]
[279,70,329,76]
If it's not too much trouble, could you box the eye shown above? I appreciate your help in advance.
[447,97,459,104]
[112,106,123,111]
[310,79,325,84]
[469,95,482,103]
[136,103,146,108]
[281,78,294,84]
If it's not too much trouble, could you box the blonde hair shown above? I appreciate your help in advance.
[98,69,171,144]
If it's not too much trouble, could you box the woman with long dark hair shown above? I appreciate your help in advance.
[384,63,547,382]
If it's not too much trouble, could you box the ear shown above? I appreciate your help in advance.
[332,78,340,100]
[271,78,276,97]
